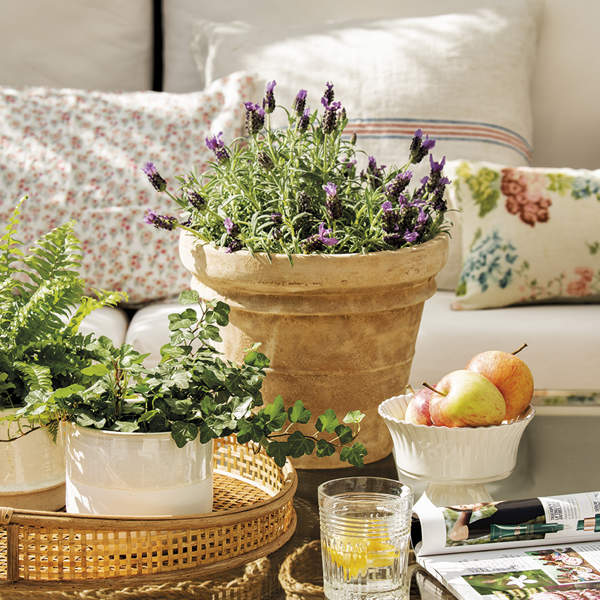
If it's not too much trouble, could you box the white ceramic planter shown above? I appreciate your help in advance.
[378,394,534,506]
[0,408,65,510]
[64,424,213,516]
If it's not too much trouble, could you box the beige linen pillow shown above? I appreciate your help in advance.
[188,2,540,290]
[448,161,600,309]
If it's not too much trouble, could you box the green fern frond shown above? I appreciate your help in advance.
[13,361,53,393]
[0,198,26,278]
[67,289,128,334]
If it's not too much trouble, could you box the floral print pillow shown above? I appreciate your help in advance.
[448,161,600,309]
[0,72,255,305]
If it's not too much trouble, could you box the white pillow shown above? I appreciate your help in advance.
[0,0,153,91]
[0,73,255,305]
[187,2,539,290]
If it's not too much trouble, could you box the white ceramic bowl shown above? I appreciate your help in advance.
[378,394,534,505]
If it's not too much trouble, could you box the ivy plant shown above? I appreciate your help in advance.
[17,291,367,467]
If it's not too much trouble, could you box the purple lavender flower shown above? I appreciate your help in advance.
[187,191,205,210]
[224,217,240,236]
[429,154,446,173]
[432,186,448,212]
[417,208,429,225]
[322,82,335,104]
[385,171,412,199]
[297,191,312,213]
[142,162,167,192]
[321,99,342,135]
[263,80,276,114]
[297,108,310,133]
[365,156,386,190]
[409,129,436,164]
[302,222,339,252]
[143,209,178,231]
[383,232,403,248]
[404,230,419,243]
[205,132,229,162]
[225,238,243,253]
[294,89,307,116]
[342,158,357,177]
[270,212,283,224]
[323,182,342,219]
[244,102,265,135]
[381,201,399,233]
[258,151,274,170]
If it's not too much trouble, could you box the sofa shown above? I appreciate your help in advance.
[2,0,599,499]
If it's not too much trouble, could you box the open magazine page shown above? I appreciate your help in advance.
[418,541,600,600]
[414,492,600,557]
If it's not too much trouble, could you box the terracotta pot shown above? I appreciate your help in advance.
[179,232,449,468]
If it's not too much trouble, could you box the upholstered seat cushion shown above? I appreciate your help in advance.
[79,307,130,347]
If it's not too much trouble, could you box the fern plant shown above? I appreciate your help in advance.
[0,199,125,415]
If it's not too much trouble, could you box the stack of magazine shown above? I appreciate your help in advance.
[413,491,600,600]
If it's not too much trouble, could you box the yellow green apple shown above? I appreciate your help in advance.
[429,370,506,427]
[466,349,534,420]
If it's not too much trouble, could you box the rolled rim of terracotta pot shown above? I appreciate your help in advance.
[179,231,449,292]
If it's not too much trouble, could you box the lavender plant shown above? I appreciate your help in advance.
[143,81,450,257]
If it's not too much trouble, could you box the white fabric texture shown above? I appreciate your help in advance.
[411,291,600,390]
[0,73,255,305]
[0,0,153,91]
[531,0,600,169]
[186,2,539,290]
[79,307,129,347]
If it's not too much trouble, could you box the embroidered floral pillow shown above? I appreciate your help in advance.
[448,161,600,309]
[0,72,254,305]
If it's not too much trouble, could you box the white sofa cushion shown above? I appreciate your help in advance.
[79,307,130,347]
[0,0,153,91]
[411,291,600,390]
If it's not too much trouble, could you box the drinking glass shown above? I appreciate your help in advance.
[318,477,413,600]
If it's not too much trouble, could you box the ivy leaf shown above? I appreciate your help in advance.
[236,419,264,444]
[213,301,230,326]
[335,424,354,444]
[260,395,287,431]
[53,384,85,398]
[171,421,199,448]
[179,289,199,305]
[316,438,336,458]
[342,410,365,425]
[286,430,315,457]
[81,364,109,377]
[288,400,311,424]
[340,442,367,467]
[315,409,339,433]
[114,420,139,433]
[76,413,106,429]
[266,441,290,467]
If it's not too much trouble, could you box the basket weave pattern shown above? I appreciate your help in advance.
[0,437,296,584]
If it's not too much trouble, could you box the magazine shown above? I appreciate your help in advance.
[413,491,600,600]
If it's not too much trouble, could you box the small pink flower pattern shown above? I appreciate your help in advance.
[0,73,255,305]
[501,168,552,227]
[567,267,594,297]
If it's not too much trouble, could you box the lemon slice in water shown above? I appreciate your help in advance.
[325,538,398,579]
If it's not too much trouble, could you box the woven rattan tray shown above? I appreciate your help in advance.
[0,436,297,588]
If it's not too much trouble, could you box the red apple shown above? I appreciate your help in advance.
[405,388,434,425]
[429,370,506,427]
[466,349,534,420]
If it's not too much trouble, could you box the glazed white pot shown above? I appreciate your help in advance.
[64,424,213,516]
[378,394,534,506]
[0,408,66,510]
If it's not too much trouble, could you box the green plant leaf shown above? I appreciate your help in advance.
[334,424,354,444]
[340,442,367,467]
[288,400,311,424]
[171,421,199,448]
[81,364,109,377]
[315,409,339,433]
[316,439,336,458]
[286,430,315,457]
[266,441,290,467]
[114,420,139,433]
[342,410,364,425]
[179,289,200,305]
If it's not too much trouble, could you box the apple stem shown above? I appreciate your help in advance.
[512,343,528,356]
[422,382,447,397]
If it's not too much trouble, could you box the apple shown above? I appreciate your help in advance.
[405,388,434,425]
[466,348,534,420]
[428,369,506,427]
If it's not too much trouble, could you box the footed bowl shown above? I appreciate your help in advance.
[378,393,534,506]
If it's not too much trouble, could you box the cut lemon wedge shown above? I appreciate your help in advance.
[325,538,398,579]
